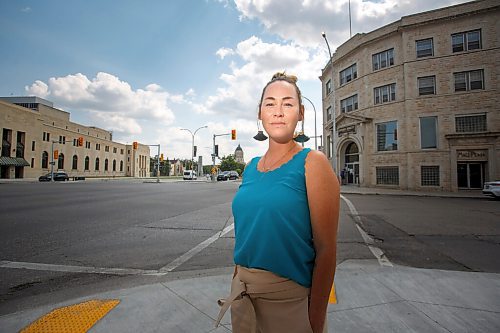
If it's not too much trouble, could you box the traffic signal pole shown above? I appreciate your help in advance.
[212,130,236,182]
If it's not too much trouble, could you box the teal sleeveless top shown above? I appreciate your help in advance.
[232,148,315,287]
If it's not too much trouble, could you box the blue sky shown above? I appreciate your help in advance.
[0,0,468,163]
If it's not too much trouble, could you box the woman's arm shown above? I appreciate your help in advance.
[305,151,340,333]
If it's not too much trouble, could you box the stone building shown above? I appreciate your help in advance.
[320,0,499,192]
[0,96,150,179]
[234,144,245,164]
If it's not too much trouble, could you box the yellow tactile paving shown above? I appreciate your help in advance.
[20,299,120,333]
[328,281,337,304]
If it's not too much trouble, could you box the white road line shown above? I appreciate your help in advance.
[0,260,161,276]
[341,194,393,267]
[0,221,235,276]
[159,222,234,273]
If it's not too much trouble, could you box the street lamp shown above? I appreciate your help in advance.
[180,125,208,174]
[302,95,317,150]
[321,31,337,174]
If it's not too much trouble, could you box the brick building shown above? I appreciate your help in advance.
[320,0,499,191]
[0,97,150,179]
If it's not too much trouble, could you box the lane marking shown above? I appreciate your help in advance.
[0,260,161,276]
[1,222,235,276]
[159,222,234,273]
[341,194,393,267]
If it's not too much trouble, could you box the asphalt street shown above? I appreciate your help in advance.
[0,180,498,318]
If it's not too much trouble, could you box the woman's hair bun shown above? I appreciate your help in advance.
[271,71,298,84]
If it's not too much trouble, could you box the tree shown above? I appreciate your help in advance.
[220,154,245,173]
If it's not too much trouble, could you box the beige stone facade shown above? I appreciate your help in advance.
[0,97,150,179]
[320,0,499,192]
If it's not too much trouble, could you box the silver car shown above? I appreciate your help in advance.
[482,181,500,199]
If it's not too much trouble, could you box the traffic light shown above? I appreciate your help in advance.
[193,145,197,157]
[78,137,83,147]
[53,150,59,160]
[231,129,236,140]
[133,141,138,150]
[214,145,219,157]
[160,153,164,161]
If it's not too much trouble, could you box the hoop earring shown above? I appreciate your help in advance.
[253,120,268,141]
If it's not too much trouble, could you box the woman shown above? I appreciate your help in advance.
[216,72,340,332]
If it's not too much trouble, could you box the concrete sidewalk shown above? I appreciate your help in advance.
[2,260,499,332]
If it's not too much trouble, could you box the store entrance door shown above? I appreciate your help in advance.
[457,162,484,189]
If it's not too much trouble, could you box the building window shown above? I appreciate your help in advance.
[32,141,36,151]
[372,48,394,71]
[31,158,34,168]
[377,121,398,151]
[113,159,117,172]
[340,94,358,113]
[418,76,436,95]
[96,143,100,150]
[72,155,78,170]
[59,135,66,144]
[121,149,124,155]
[421,166,440,186]
[120,160,124,172]
[58,153,64,169]
[95,157,100,171]
[420,117,437,149]
[104,158,109,171]
[452,30,481,52]
[456,114,486,133]
[42,151,49,169]
[86,141,91,149]
[454,70,484,92]
[326,80,332,94]
[416,38,433,58]
[340,64,357,86]
[374,83,396,104]
[326,106,332,122]
[105,145,109,152]
[113,147,117,154]
[85,156,90,170]
[376,166,399,185]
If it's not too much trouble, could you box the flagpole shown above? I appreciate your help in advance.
[349,0,352,38]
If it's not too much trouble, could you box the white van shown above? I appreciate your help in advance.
[183,170,197,180]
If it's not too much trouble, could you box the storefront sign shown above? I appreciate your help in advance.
[457,149,488,161]
[338,125,356,137]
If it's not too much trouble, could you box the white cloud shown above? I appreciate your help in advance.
[216,47,235,59]
[203,36,327,120]
[233,0,469,48]
[25,72,177,137]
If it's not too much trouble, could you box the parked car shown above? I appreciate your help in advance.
[228,171,239,180]
[39,171,69,182]
[482,180,500,199]
[217,171,230,181]
[183,170,197,180]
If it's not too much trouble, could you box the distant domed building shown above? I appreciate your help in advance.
[234,144,244,164]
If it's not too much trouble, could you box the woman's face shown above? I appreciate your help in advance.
[259,80,303,144]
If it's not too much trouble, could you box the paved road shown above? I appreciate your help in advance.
[0,180,498,317]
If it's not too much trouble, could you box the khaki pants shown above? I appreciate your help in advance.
[216,266,327,333]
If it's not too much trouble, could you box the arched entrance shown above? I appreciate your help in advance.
[342,142,360,185]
